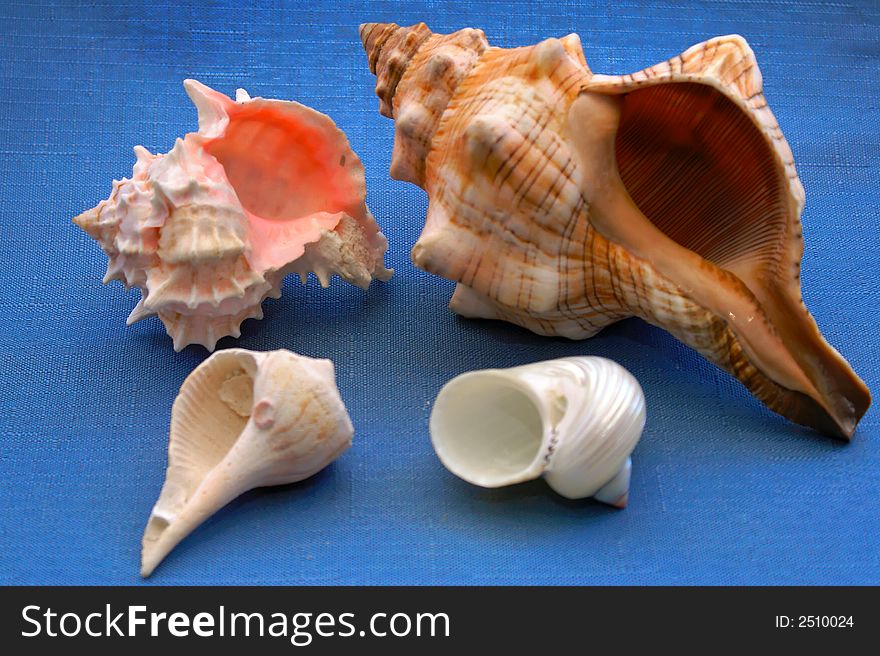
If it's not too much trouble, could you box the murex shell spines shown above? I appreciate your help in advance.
[361,23,870,438]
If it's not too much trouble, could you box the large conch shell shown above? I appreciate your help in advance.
[74,80,391,351]
[430,357,645,507]
[141,348,353,577]
[361,23,871,438]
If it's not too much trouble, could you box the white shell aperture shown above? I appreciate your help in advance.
[141,348,353,577]
[429,357,646,506]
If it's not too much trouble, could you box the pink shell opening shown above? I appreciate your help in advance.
[187,80,369,273]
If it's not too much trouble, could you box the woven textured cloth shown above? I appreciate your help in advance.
[1,0,877,585]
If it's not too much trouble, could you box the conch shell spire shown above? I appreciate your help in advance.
[361,24,870,438]
[360,22,488,185]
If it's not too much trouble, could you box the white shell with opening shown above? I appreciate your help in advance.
[429,356,646,507]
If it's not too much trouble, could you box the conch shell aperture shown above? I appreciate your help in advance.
[360,22,871,438]
[141,348,354,577]
[74,80,392,351]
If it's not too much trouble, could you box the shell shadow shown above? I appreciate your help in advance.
[437,474,616,527]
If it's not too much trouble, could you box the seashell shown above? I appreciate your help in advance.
[361,23,871,438]
[74,80,392,351]
[430,357,645,506]
[140,348,353,577]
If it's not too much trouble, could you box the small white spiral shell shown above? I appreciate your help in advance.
[429,356,646,506]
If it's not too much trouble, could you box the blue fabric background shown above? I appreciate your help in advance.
[1,0,877,585]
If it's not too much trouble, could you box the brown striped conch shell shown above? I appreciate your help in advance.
[360,22,870,439]
[141,348,353,577]
[74,80,392,351]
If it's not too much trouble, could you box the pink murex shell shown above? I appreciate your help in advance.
[74,80,392,351]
